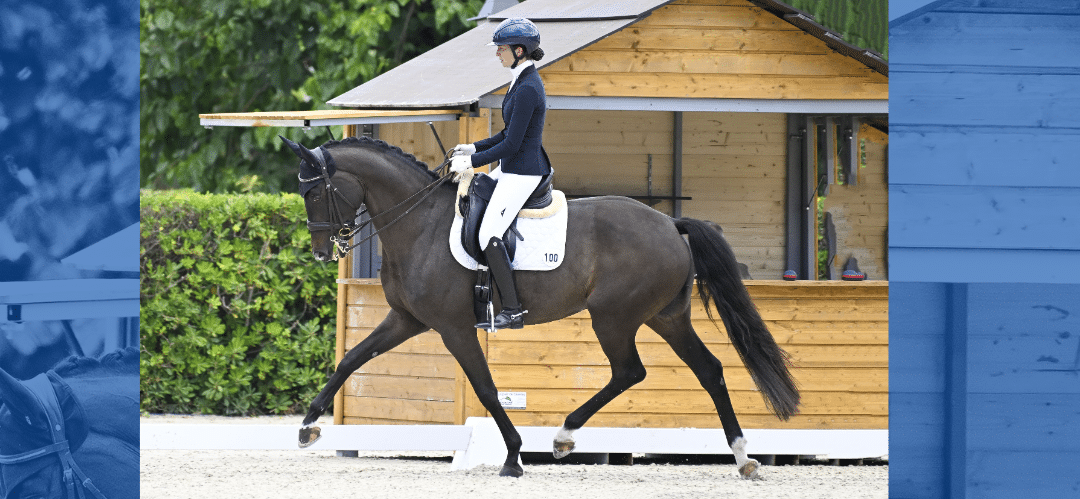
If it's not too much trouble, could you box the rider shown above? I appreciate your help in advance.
[450,17,550,331]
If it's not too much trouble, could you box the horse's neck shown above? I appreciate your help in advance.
[73,432,139,499]
[64,372,140,444]
[340,149,451,246]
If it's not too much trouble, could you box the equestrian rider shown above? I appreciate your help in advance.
[450,18,550,331]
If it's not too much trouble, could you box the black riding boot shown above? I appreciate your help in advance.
[475,237,526,330]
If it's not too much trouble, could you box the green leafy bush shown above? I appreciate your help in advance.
[140,189,338,415]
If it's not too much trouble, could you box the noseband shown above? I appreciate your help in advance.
[0,372,105,499]
[300,146,455,260]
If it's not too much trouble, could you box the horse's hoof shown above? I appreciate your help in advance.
[298,425,322,448]
[498,464,524,478]
[553,439,575,459]
[738,459,761,480]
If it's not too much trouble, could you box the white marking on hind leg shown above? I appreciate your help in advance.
[732,436,750,467]
[732,436,761,479]
[553,426,577,458]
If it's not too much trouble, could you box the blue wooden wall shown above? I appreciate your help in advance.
[891,1,1080,496]
[890,0,1080,284]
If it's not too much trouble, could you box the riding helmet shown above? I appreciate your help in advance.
[488,18,541,54]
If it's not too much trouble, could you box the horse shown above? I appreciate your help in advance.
[280,135,800,479]
[0,346,139,499]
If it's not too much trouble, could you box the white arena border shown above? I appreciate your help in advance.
[141,417,887,470]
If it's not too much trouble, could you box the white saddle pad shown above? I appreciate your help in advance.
[449,190,568,271]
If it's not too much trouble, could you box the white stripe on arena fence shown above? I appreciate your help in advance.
[140,417,888,470]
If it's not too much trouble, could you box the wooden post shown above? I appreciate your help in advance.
[334,256,349,425]
[672,111,683,218]
[454,109,491,423]
[785,114,805,279]
[824,117,837,191]
[944,283,968,497]
[804,116,818,279]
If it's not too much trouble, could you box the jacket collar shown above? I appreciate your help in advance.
[507,60,534,95]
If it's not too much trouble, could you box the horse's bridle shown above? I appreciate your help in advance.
[298,146,363,257]
[300,146,454,259]
[0,372,105,499]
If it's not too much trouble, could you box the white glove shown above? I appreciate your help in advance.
[453,143,476,156]
[450,154,473,174]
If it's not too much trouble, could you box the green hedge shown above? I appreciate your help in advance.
[140,190,338,415]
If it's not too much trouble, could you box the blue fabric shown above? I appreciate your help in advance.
[470,64,551,176]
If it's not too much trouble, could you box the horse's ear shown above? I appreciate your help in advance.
[279,135,321,169]
[280,135,306,159]
[0,367,44,423]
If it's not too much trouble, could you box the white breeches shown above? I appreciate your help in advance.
[478,171,542,250]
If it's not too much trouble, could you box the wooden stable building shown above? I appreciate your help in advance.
[201,0,888,438]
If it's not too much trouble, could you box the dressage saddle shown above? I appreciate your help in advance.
[458,171,553,266]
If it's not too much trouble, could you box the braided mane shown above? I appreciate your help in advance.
[52,346,139,378]
[321,136,440,181]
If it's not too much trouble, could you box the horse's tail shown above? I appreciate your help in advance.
[674,218,800,420]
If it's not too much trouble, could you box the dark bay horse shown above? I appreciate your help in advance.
[281,136,799,478]
[0,347,139,498]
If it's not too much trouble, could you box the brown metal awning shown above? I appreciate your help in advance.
[198,109,461,128]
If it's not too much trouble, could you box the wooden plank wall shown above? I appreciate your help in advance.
[680,112,788,279]
[488,281,887,430]
[340,282,458,425]
[537,109,676,215]
[964,284,1080,497]
[534,110,791,279]
[890,3,1080,282]
[821,123,889,280]
[538,0,887,100]
[375,120,463,169]
[888,283,950,497]
[891,283,1080,497]
[341,281,887,430]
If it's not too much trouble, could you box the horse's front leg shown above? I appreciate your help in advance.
[439,327,524,477]
[298,308,428,447]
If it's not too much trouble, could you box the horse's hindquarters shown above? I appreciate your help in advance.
[516,197,691,324]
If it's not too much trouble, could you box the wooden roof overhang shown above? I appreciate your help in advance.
[326,18,647,109]
[199,0,889,126]
[198,109,461,129]
[327,0,887,114]
[1,279,138,322]
[748,0,887,76]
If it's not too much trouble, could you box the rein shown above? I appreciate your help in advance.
[305,147,455,259]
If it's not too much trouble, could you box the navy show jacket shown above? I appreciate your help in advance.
[470,64,552,176]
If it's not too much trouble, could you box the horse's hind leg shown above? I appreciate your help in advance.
[299,309,428,446]
[646,308,760,479]
[554,313,647,458]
